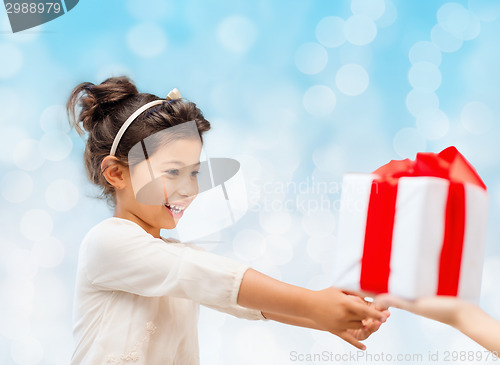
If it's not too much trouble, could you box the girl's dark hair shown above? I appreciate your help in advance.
[67,76,211,204]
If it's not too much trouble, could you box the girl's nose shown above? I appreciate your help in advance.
[177,173,199,198]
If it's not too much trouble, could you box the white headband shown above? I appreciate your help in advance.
[109,88,182,156]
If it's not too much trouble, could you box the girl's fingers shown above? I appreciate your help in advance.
[351,301,388,322]
[338,332,366,351]
[348,327,369,341]
[341,289,365,298]
[364,320,382,334]
[346,294,366,304]
[373,301,391,312]
[345,320,365,330]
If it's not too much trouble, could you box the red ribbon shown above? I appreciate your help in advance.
[359,146,486,295]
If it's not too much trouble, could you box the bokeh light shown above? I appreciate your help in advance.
[262,235,293,266]
[312,143,346,174]
[335,63,369,96]
[461,101,494,135]
[216,15,258,53]
[393,127,427,158]
[306,235,336,264]
[302,85,336,117]
[258,211,292,235]
[250,257,282,281]
[40,132,73,161]
[1,170,34,204]
[406,90,440,117]
[409,41,442,66]
[127,0,171,21]
[315,16,346,48]
[351,0,386,21]
[408,62,442,92]
[45,179,79,212]
[294,42,328,75]
[437,2,480,41]
[467,0,500,22]
[19,209,53,241]
[13,139,45,172]
[39,105,71,134]
[343,15,378,46]
[415,108,450,140]
[301,209,336,238]
[232,229,266,261]
[0,126,27,164]
[376,0,398,28]
[430,24,463,53]
[306,274,333,290]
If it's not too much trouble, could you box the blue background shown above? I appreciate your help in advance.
[1,0,500,364]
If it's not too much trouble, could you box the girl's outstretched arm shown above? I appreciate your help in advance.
[375,294,500,353]
[237,269,389,350]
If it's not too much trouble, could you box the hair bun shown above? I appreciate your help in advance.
[67,76,138,135]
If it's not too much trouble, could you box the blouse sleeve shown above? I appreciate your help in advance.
[82,219,261,313]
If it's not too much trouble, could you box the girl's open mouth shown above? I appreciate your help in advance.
[164,203,186,219]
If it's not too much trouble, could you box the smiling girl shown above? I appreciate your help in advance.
[67,76,388,365]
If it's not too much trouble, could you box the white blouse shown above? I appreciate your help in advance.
[71,217,265,365]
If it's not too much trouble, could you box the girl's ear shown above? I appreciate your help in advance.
[101,156,128,190]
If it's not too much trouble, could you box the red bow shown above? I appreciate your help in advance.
[373,146,486,190]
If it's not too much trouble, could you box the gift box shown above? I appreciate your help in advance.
[331,147,489,301]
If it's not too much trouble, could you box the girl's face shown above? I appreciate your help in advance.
[124,137,203,232]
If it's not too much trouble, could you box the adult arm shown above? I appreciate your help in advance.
[375,294,500,353]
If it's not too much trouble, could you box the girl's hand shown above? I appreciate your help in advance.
[237,269,389,350]
[310,288,389,349]
[345,298,390,342]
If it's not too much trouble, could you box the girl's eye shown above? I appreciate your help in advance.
[164,169,179,176]
[191,170,200,177]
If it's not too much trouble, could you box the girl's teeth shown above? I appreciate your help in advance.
[166,204,184,213]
